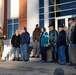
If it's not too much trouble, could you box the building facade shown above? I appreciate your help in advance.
[0,0,76,39]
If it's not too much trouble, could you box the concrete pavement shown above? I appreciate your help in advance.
[0,58,76,75]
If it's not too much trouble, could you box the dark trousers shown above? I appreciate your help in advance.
[40,47,47,61]
[65,45,69,63]
[51,44,58,61]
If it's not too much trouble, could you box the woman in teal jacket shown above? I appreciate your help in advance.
[40,27,48,62]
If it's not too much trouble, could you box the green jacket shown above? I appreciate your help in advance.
[49,29,58,44]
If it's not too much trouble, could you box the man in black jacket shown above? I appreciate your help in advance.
[11,30,20,61]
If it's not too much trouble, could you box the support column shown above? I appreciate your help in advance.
[2,0,7,37]
[19,0,27,34]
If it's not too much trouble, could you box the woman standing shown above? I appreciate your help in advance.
[40,27,48,62]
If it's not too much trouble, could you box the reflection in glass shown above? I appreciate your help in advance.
[8,25,12,39]
[56,2,76,11]
[49,13,55,18]
[58,19,65,28]
[49,0,55,5]
[56,0,75,4]
[49,6,55,12]
[14,19,19,23]
[39,0,44,7]
[39,14,44,19]
[49,19,55,28]
[39,8,44,13]
[56,9,76,17]
[39,20,44,28]
[8,19,12,24]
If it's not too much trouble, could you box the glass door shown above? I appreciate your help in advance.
[55,15,76,30]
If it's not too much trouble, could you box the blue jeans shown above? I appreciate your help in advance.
[20,44,29,61]
[13,47,20,58]
[51,44,58,61]
[40,47,47,61]
[58,46,66,64]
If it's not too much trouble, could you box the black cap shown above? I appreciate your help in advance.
[48,24,53,27]
[59,24,64,28]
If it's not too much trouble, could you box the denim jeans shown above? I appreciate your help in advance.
[51,44,58,61]
[58,46,66,64]
[20,43,29,61]
[13,47,20,58]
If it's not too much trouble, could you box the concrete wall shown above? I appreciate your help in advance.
[0,0,2,26]
[8,0,19,19]
[27,0,39,36]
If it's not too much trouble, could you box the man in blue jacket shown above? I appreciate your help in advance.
[20,27,30,61]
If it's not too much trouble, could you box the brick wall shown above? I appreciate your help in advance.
[19,0,27,34]
[2,0,7,37]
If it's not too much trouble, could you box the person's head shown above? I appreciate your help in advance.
[35,24,39,28]
[41,27,46,32]
[68,19,74,25]
[58,25,64,32]
[74,18,76,25]
[48,24,54,31]
[15,30,19,35]
[22,27,27,33]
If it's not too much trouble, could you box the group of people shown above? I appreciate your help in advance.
[11,27,30,61]
[0,18,76,69]
[31,18,76,68]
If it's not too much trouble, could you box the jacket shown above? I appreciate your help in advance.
[20,31,30,45]
[40,32,48,47]
[57,30,66,47]
[32,28,41,42]
[49,29,58,44]
[11,34,20,47]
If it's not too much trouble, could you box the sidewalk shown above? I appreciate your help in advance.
[0,58,76,75]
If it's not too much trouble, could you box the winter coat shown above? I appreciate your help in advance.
[40,32,48,47]
[11,34,20,47]
[57,30,66,47]
[49,29,58,45]
[20,31,30,45]
[32,28,41,42]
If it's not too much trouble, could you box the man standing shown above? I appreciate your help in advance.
[0,27,5,61]
[11,30,20,61]
[68,18,75,65]
[20,27,30,61]
[48,24,58,63]
[32,24,41,58]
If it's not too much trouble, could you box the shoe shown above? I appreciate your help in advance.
[59,63,66,65]
[36,56,39,58]
[68,63,76,66]
[49,60,55,63]
[24,60,29,62]
[30,56,35,58]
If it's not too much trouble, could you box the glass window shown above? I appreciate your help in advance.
[39,20,44,28]
[14,18,19,23]
[8,25,12,39]
[56,0,75,4]
[49,6,55,12]
[39,0,44,7]
[56,9,76,17]
[49,19,55,28]
[39,8,44,13]
[39,14,44,19]
[8,19,12,24]
[49,13,55,18]
[14,24,18,34]
[56,2,76,11]
[49,0,55,5]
